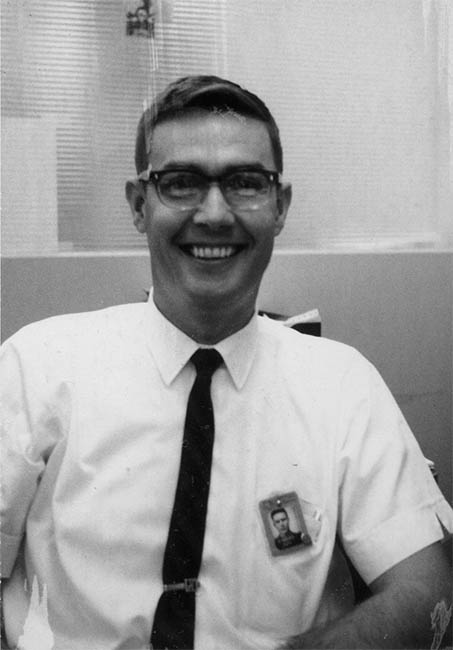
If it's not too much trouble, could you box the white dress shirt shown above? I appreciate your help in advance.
[1,296,452,650]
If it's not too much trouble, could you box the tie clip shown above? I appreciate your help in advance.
[163,578,200,593]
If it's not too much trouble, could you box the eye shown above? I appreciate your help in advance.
[226,171,268,195]
[160,172,202,197]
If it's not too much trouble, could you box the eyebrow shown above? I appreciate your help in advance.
[158,161,270,173]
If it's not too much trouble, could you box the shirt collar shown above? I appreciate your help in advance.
[144,290,258,390]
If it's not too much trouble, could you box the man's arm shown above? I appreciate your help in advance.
[279,540,452,649]
[1,545,32,650]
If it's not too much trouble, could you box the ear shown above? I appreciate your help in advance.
[125,179,147,233]
[274,182,292,236]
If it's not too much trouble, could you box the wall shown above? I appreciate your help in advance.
[2,251,452,501]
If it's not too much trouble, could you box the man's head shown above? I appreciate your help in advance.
[126,76,292,342]
[133,75,284,175]
[271,508,290,535]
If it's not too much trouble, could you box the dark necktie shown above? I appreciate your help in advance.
[151,348,223,650]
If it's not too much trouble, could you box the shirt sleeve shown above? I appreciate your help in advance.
[1,333,64,578]
[336,355,453,585]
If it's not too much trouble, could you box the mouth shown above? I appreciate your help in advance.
[180,244,247,260]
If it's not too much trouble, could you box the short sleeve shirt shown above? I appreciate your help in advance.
[1,297,452,650]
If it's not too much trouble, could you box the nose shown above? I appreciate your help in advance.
[192,183,235,228]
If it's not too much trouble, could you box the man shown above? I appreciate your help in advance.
[1,75,452,649]
[271,508,303,551]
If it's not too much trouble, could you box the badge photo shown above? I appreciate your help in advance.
[259,491,313,557]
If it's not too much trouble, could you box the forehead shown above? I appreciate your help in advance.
[149,112,275,171]
[273,512,287,519]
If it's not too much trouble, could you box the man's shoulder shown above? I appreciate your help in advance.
[255,313,376,393]
[257,313,363,366]
[3,302,146,353]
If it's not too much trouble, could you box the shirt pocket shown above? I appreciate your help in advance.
[234,499,330,640]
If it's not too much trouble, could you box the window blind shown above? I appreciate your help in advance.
[2,0,450,253]
[223,0,451,250]
[2,0,227,251]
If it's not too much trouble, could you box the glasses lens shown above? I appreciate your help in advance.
[157,171,204,207]
[224,171,272,208]
[154,169,275,210]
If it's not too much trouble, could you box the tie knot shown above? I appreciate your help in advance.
[191,349,223,376]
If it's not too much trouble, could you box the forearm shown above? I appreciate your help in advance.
[1,580,11,650]
[279,583,451,649]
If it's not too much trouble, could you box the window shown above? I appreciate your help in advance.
[2,0,451,253]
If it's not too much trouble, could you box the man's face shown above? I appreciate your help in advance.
[272,512,289,535]
[131,112,291,331]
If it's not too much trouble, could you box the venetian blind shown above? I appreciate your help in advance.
[223,0,451,250]
[2,0,451,252]
[2,0,227,251]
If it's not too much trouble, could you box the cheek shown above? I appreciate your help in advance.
[253,223,278,262]
[253,210,280,238]
[143,207,171,244]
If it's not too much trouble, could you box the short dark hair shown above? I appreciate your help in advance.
[134,75,283,173]
[270,507,288,520]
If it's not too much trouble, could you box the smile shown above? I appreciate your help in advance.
[181,245,245,260]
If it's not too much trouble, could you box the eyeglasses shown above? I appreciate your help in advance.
[137,167,280,211]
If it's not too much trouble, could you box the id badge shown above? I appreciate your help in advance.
[259,491,313,557]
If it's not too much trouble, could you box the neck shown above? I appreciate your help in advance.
[153,291,256,345]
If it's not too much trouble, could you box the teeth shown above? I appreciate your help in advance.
[191,246,236,259]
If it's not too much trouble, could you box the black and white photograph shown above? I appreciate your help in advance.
[1,1,452,649]
[259,492,312,557]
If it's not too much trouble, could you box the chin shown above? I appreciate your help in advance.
[187,278,255,305]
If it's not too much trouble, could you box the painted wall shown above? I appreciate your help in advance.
[2,251,452,500]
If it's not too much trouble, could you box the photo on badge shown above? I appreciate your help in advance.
[259,491,313,557]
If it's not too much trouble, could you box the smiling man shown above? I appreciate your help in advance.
[1,76,452,650]
[126,86,290,345]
